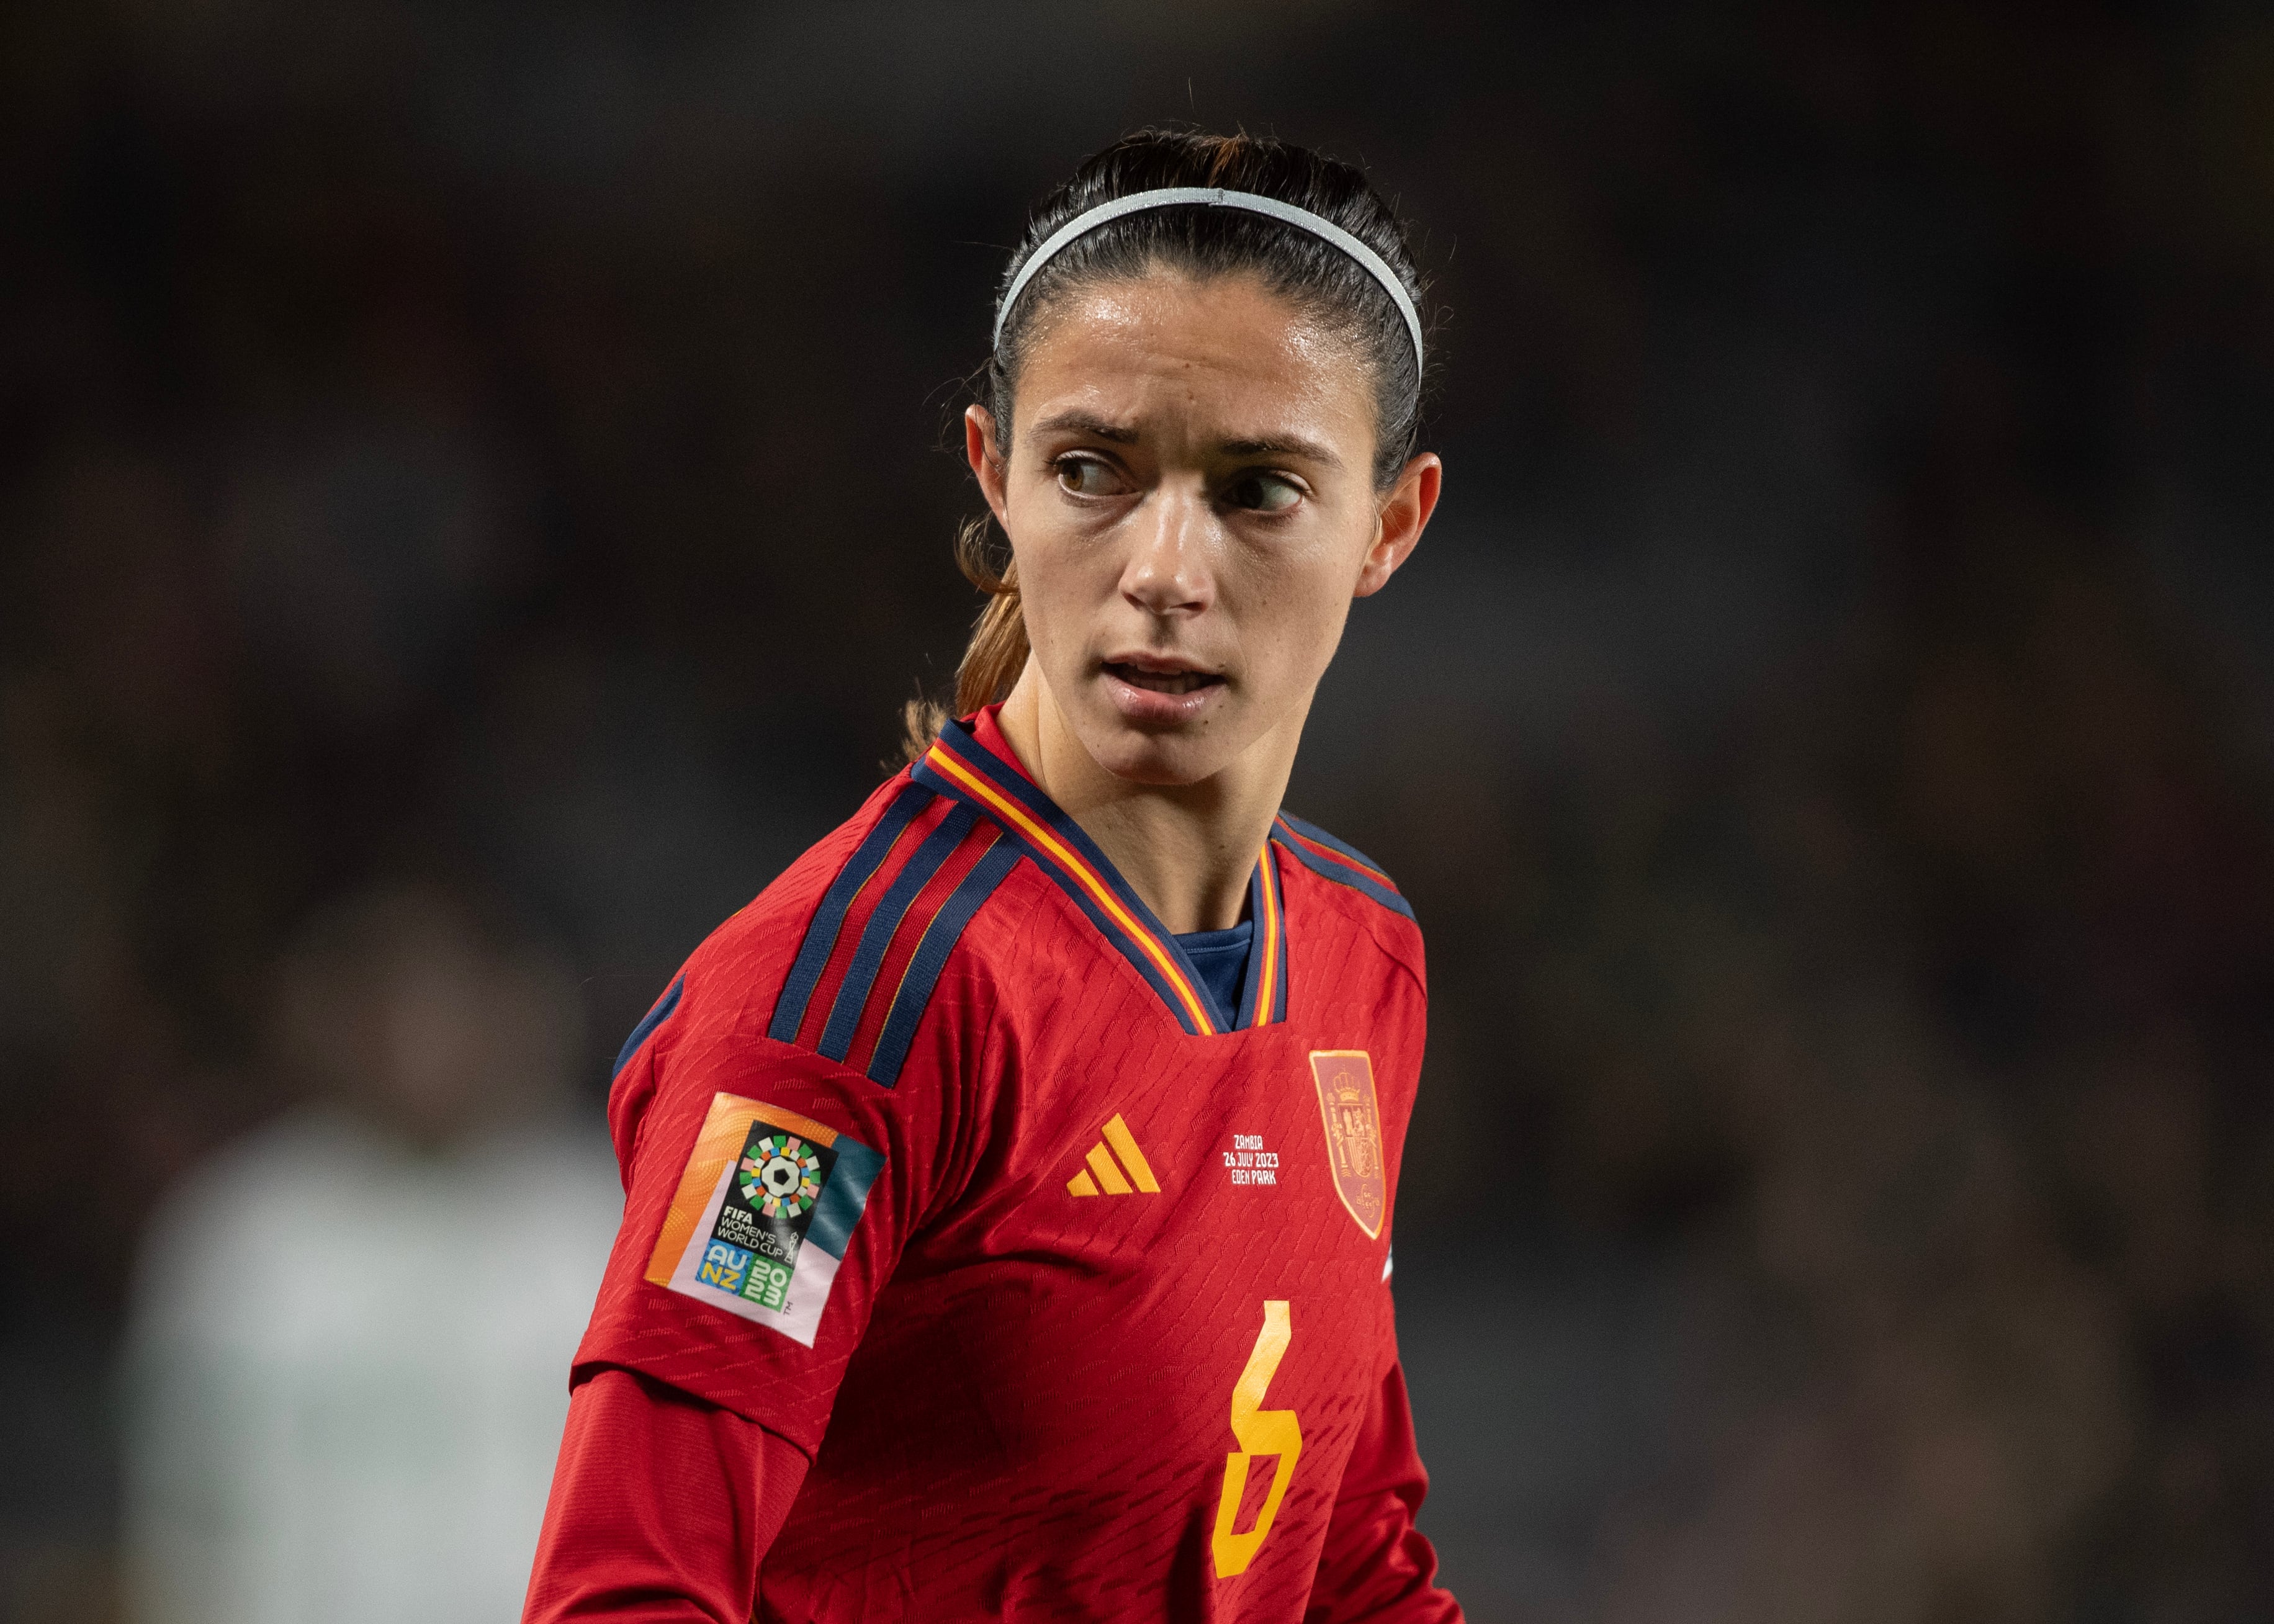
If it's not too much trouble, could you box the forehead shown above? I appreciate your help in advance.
[1012,272,1375,450]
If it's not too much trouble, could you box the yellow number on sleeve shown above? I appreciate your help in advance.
[1210,1299,1303,1579]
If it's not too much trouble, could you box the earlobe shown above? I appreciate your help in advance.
[1352,452,1441,599]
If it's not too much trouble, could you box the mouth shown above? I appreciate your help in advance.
[1102,660,1225,696]
[1097,656,1228,726]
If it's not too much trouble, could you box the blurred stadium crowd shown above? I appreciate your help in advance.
[6,3,2274,1620]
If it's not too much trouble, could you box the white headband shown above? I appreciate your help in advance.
[992,186,1424,369]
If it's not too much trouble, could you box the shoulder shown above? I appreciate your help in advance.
[618,768,1028,1105]
[1270,811,1425,989]
[1271,812,1413,919]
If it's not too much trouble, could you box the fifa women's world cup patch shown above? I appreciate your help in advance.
[644,1092,883,1347]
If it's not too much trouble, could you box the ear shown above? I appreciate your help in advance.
[966,405,1012,529]
[1353,452,1442,599]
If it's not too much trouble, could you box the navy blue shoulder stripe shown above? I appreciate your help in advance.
[768,782,933,1043]
[865,833,1022,1088]
[817,802,979,1063]
[613,974,685,1079]
[1272,812,1416,920]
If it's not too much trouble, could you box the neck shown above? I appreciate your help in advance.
[994,668,1300,935]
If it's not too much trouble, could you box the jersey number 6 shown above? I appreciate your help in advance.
[1211,1299,1303,1579]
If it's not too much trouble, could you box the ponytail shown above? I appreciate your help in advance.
[899,516,1030,763]
[952,516,1031,716]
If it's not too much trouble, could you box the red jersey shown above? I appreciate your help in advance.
[569,707,1458,1623]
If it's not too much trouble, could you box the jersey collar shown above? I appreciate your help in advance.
[911,710,1288,1036]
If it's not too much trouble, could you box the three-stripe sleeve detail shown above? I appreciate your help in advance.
[817,802,979,1062]
[865,832,1021,1087]
[768,783,932,1043]
[766,777,1022,1088]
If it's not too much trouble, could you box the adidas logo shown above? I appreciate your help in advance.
[1066,1114,1160,1197]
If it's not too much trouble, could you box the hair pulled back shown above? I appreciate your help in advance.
[905,129,1431,758]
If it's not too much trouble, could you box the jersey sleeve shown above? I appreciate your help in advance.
[570,947,995,1456]
[521,1366,806,1624]
[1303,1342,1463,1624]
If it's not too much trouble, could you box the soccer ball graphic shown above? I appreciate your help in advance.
[739,1134,822,1218]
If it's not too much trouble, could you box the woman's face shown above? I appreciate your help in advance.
[968,271,1439,788]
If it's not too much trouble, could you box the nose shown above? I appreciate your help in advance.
[1120,483,1215,620]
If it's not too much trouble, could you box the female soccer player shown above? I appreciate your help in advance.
[524,130,1456,1623]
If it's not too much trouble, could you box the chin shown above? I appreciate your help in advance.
[1079,715,1240,788]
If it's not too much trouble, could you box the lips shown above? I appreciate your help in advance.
[1097,656,1228,727]
[1102,661,1223,696]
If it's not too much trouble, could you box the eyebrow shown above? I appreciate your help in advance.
[1030,412,1344,470]
[1218,434,1342,470]
[1031,410,1139,444]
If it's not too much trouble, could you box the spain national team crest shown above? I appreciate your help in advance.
[1309,1050,1385,1239]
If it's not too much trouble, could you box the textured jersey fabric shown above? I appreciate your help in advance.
[523,1368,805,1623]
[559,706,1459,1623]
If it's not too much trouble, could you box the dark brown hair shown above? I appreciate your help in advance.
[903,130,1432,759]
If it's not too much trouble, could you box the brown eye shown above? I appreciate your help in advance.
[1056,457,1120,497]
[1226,472,1302,513]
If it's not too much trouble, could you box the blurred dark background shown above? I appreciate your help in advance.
[7,2,2274,1619]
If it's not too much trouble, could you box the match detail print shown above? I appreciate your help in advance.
[644,1092,883,1347]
